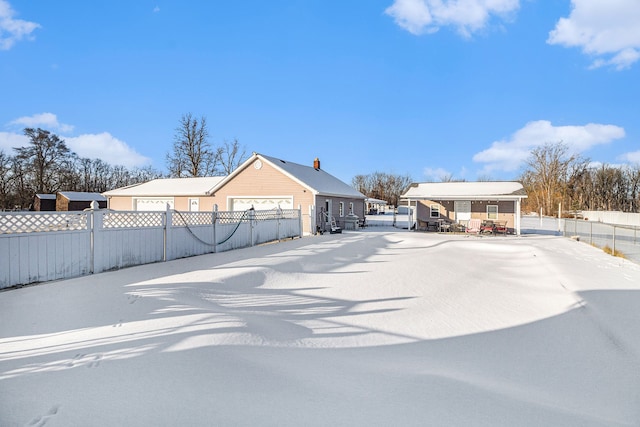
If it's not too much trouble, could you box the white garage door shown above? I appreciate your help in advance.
[134,198,174,211]
[229,197,293,211]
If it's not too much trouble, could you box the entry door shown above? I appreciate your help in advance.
[454,201,471,221]
[325,199,332,222]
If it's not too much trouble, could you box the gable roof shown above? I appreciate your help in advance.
[103,177,226,197]
[36,194,56,200]
[58,192,107,202]
[402,181,527,201]
[213,153,365,199]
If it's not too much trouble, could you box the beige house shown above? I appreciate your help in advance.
[104,153,366,235]
[207,153,366,235]
[401,181,528,235]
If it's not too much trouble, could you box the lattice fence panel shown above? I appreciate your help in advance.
[0,212,88,234]
[172,211,214,227]
[103,212,164,228]
[216,210,250,224]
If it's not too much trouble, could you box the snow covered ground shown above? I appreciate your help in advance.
[1,228,639,426]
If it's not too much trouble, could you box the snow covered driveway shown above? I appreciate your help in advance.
[1,230,639,426]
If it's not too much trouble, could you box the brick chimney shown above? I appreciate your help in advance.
[313,157,320,169]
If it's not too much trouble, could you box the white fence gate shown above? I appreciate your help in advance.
[0,208,301,289]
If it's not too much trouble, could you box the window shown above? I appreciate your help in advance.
[349,202,354,215]
[339,202,344,217]
[430,204,440,218]
[487,205,498,220]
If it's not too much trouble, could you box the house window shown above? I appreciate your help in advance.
[430,204,440,218]
[487,205,498,220]
[349,202,354,215]
[339,202,344,217]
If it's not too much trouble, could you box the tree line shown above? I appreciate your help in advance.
[0,114,248,211]
[351,172,413,208]
[520,142,640,216]
[0,128,163,211]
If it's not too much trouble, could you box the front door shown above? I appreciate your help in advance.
[454,201,471,222]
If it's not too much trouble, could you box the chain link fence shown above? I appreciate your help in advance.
[521,215,640,264]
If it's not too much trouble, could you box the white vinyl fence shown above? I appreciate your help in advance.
[0,208,301,289]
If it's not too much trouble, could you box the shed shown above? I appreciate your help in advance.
[34,194,57,211]
[401,181,528,235]
[56,192,107,211]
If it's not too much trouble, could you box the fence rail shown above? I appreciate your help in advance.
[520,215,640,265]
[562,218,640,264]
[0,208,301,289]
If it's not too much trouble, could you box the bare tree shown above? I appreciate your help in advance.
[352,172,413,207]
[14,128,71,194]
[218,139,248,175]
[521,142,583,216]
[166,113,217,177]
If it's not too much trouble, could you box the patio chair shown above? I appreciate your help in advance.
[480,220,495,234]
[494,221,508,235]
[465,218,481,234]
[417,219,429,231]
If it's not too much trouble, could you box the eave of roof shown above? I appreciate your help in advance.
[401,181,528,200]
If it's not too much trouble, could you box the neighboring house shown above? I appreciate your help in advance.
[206,153,366,235]
[57,192,107,211]
[401,181,528,235]
[34,194,56,211]
[103,177,226,211]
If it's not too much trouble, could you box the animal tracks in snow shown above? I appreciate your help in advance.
[127,294,142,304]
[28,405,60,427]
[65,353,103,369]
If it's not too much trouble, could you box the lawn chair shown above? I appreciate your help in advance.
[480,220,495,235]
[494,221,508,235]
[465,218,481,234]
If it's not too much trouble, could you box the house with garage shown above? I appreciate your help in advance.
[400,181,528,235]
[103,153,365,235]
[205,153,366,235]
[103,176,225,211]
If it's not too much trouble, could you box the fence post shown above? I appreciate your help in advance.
[249,207,255,246]
[590,221,593,245]
[164,204,172,261]
[612,225,616,255]
[213,204,218,253]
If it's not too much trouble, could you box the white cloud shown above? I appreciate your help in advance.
[619,150,640,165]
[423,166,451,180]
[0,131,27,152]
[9,112,74,133]
[473,120,626,173]
[385,0,519,37]
[153,6,160,13]
[1,118,151,169]
[65,133,151,168]
[0,0,40,50]
[547,0,640,70]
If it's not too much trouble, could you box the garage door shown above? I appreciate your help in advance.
[134,197,174,211]
[229,197,293,211]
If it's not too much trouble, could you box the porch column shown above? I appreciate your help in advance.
[515,199,521,235]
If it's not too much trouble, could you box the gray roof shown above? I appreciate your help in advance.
[58,192,107,202]
[103,177,226,197]
[36,194,56,200]
[402,181,527,200]
[257,154,365,199]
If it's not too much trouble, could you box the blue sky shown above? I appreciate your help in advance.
[1,0,639,185]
